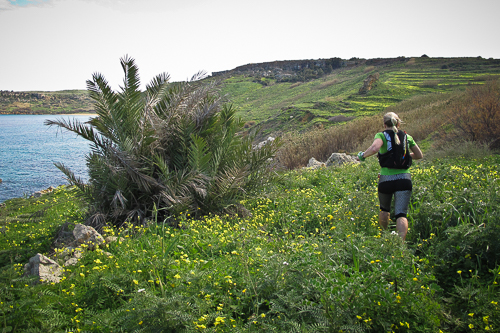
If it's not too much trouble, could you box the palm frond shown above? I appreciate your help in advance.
[53,162,93,200]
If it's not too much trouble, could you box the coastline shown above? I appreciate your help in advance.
[0,112,97,115]
[55,113,97,116]
[0,114,91,203]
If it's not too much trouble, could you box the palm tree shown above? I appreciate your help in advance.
[46,56,279,227]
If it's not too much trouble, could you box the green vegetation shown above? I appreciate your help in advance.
[1,55,500,332]
[219,57,500,138]
[45,56,279,226]
[0,154,499,332]
[0,188,86,269]
[3,57,500,131]
[0,90,92,115]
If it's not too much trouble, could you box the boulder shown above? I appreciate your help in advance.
[24,253,62,284]
[30,186,56,198]
[57,246,83,261]
[104,236,125,243]
[307,157,325,169]
[359,73,380,94]
[73,224,105,250]
[325,153,359,167]
[64,257,79,267]
[54,246,85,267]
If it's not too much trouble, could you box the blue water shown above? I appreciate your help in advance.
[0,115,93,203]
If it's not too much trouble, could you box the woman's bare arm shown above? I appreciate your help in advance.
[363,138,383,158]
[410,144,423,160]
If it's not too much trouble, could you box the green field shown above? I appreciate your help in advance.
[1,155,499,332]
[1,56,499,331]
[219,57,500,137]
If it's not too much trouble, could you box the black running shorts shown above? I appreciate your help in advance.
[378,173,412,219]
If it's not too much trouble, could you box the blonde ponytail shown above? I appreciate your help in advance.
[383,112,402,145]
[391,117,400,145]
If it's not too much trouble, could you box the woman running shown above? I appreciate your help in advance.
[357,112,423,240]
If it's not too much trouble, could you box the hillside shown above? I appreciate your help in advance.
[1,56,499,332]
[0,90,93,115]
[2,57,500,137]
[217,56,500,138]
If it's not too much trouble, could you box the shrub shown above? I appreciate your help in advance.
[431,223,500,292]
[316,79,339,90]
[45,56,280,227]
[363,65,375,73]
[276,93,453,169]
[447,80,500,147]
[276,116,376,169]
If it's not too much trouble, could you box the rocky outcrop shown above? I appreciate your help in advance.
[24,253,62,284]
[326,153,359,167]
[73,224,105,250]
[212,58,346,82]
[307,157,326,169]
[359,73,380,94]
[30,186,55,198]
[254,136,275,150]
[23,223,115,283]
[305,153,359,169]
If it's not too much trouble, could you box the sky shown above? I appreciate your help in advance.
[1,0,499,92]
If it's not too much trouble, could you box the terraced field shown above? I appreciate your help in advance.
[219,58,500,137]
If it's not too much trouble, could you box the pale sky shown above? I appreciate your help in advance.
[1,0,499,91]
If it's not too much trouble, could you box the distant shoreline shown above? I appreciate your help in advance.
[0,113,98,116]
[56,113,97,116]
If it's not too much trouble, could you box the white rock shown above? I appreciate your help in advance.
[73,224,105,250]
[24,253,62,284]
[307,157,325,169]
[325,153,359,167]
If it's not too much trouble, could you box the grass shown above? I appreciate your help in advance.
[0,187,86,269]
[2,57,500,126]
[1,56,500,331]
[221,58,500,139]
[0,154,499,332]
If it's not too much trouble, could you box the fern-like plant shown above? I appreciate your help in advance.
[46,56,279,227]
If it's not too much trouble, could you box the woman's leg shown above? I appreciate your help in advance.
[378,189,392,231]
[379,211,390,230]
[396,217,408,241]
[393,190,412,241]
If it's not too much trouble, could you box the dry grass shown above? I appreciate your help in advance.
[444,80,500,147]
[364,66,375,73]
[328,115,355,123]
[426,140,494,160]
[316,79,339,90]
[406,58,416,66]
[276,93,458,169]
[419,80,441,88]
[276,116,378,169]
[244,121,256,128]
[473,75,500,82]
[289,82,302,89]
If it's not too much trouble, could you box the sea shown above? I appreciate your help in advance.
[0,114,93,203]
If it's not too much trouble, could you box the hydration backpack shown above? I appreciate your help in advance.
[378,130,412,169]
